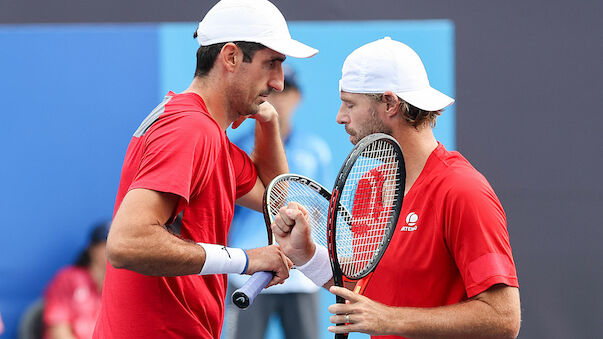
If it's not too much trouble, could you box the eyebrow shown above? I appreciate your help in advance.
[270,56,286,63]
[340,95,353,103]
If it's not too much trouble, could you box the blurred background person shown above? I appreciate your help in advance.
[227,65,333,339]
[42,222,109,339]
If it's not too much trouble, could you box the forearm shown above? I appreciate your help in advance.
[251,117,288,185]
[108,221,205,276]
[386,287,520,338]
[107,188,206,276]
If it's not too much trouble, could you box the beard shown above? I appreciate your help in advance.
[346,108,392,145]
[228,81,273,117]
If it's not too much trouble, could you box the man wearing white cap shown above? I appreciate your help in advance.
[93,0,317,338]
[273,37,521,338]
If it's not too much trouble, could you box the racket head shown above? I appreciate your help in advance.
[264,173,332,248]
[233,174,331,309]
[328,133,405,282]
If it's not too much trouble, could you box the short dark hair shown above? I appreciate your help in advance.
[192,32,266,77]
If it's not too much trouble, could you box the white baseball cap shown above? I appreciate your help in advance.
[339,37,454,111]
[195,0,318,58]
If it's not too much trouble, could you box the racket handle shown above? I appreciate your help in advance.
[231,271,273,309]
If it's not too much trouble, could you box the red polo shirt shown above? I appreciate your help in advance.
[364,143,518,338]
[94,92,257,338]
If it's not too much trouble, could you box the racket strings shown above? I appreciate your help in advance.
[336,140,402,279]
[267,179,329,248]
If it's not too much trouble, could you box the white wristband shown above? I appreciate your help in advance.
[197,243,248,275]
[295,244,333,287]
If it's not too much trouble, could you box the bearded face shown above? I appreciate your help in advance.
[226,48,285,118]
[345,107,392,145]
[338,92,392,145]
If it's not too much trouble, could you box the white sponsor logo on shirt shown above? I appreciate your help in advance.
[400,212,419,232]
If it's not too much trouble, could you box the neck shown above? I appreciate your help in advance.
[391,125,438,194]
[182,76,232,130]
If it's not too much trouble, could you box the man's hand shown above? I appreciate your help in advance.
[232,101,278,129]
[327,285,521,338]
[271,202,316,266]
[245,244,292,287]
[327,286,394,336]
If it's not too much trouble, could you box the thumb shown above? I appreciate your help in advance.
[231,116,248,129]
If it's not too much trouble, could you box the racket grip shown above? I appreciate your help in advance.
[231,271,273,309]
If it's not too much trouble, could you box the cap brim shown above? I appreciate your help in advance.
[262,38,318,58]
[396,87,455,111]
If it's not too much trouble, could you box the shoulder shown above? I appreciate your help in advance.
[433,151,496,201]
[145,95,223,146]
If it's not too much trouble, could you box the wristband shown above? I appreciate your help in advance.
[197,243,248,275]
[241,249,249,274]
[295,244,333,286]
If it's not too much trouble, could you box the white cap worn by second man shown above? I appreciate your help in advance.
[340,37,454,111]
[196,0,318,59]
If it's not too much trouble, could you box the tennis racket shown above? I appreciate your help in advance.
[231,173,332,309]
[327,133,405,338]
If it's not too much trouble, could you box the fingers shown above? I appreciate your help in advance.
[253,101,278,123]
[231,115,249,129]
[328,323,355,334]
[245,245,292,287]
[326,301,359,335]
[271,202,305,236]
[330,285,362,302]
[268,247,293,287]
[327,311,357,334]
[326,288,390,336]
[273,206,295,233]
[327,300,352,316]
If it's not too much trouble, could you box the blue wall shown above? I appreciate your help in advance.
[0,21,453,339]
[0,24,159,339]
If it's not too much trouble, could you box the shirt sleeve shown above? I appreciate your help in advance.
[229,140,258,199]
[130,113,221,202]
[444,174,519,298]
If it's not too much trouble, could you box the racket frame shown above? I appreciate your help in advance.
[232,173,332,309]
[327,133,405,338]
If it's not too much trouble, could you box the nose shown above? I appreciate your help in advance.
[268,66,284,92]
[336,104,347,125]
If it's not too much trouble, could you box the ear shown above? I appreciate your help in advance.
[219,43,241,72]
[382,91,400,118]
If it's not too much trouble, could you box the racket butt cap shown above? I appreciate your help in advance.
[232,291,250,309]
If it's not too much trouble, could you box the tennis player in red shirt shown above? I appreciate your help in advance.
[272,37,521,338]
[92,0,318,337]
